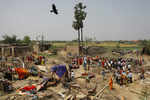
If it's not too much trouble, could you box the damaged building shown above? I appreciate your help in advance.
[0,44,31,57]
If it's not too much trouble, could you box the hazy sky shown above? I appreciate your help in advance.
[0,0,150,41]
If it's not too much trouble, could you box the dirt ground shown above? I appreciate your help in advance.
[58,48,150,100]
[44,49,150,100]
[0,47,150,100]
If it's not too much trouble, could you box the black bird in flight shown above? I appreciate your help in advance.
[50,4,58,15]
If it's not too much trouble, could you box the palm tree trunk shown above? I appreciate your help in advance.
[80,28,83,55]
[78,29,80,55]
[81,28,83,46]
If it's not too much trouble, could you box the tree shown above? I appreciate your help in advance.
[2,34,31,45]
[139,40,149,47]
[139,40,150,55]
[72,21,80,54]
[23,36,31,45]
[2,35,17,44]
[73,2,87,55]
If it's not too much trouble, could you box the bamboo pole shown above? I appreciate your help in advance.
[94,84,109,98]
[93,77,114,99]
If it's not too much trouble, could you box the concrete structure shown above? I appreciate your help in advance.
[33,42,40,53]
[0,44,31,57]
[33,42,51,53]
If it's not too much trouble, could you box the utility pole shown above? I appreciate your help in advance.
[41,33,44,52]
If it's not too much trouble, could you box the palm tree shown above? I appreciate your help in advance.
[72,21,81,54]
[73,2,87,55]
[77,3,87,45]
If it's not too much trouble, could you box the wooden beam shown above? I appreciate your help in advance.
[94,85,109,98]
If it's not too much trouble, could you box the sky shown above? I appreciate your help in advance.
[0,0,150,41]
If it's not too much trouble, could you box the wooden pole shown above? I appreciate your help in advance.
[94,77,114,99]
[94,85,109,98]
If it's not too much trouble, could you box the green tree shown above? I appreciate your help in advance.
[140,40,150,55]
[72,2,87,55]
[2,35,17,44]
[139,40,149,47]
[23,35,31,45]
[76,3,87,44]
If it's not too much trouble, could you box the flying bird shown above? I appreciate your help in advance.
[50,4,58,15]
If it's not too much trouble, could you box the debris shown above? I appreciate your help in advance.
[146,71,150,75]
[37,65,47,72]
[65,95,72,100]
[94,84,109,99]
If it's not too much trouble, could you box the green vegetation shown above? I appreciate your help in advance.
[1,34,143,53]
[2,35,20,44]
[23,36,31,45]
[116,42,121,49]
[2,34,31,45]
[38,52,57,58]
[50,41,140,50]
[139,40,150,55]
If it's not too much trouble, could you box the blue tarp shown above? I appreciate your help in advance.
[51,65,67,78]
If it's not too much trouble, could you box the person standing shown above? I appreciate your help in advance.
[83,56,87,70]
[101,69,105,80]
[127,71,132,83]
[109,77,113,90]
[71,70,75,81]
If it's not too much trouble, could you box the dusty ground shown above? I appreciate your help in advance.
[45,50,150,100]
[0,48,150,100]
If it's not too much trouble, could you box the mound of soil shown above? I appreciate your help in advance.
[85,46,107,56]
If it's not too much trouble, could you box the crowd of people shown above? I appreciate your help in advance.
[25,55,47,65]
[71,55,145,86]
[0,52,146,94]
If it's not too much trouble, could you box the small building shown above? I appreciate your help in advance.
[0,44,31,57]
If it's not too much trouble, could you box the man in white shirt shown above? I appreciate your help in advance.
[71,70,75,81]
[83,56,87,70]
[127,71,132,83]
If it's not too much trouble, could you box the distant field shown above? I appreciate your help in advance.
[52,41,141,50]
[87,42,137,47]
[53,42,67,47]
